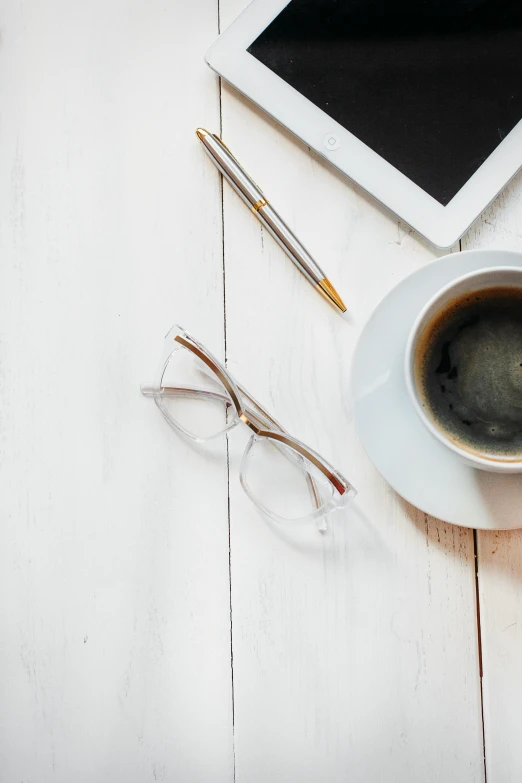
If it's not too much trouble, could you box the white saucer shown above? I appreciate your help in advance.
[352,249,522,530]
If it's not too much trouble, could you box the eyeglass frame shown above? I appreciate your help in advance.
[141,325,356,526]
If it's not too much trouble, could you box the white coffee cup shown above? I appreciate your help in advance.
[405,266,522,473]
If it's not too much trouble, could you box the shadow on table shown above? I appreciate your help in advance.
[254,495,391,566]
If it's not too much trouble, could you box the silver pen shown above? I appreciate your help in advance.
[196,128,346,314]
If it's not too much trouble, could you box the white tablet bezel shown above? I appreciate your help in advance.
[206,0,522,248]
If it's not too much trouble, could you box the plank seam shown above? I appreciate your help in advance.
[473,528,487,782]
[217,2,236,780]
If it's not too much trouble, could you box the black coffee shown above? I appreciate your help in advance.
[415,286,522,458]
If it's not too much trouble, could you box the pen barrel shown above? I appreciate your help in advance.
[200,136,265,206]
[198,132,326,288]
[257,204,325,285]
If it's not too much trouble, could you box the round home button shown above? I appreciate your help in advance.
[323,132,341,151]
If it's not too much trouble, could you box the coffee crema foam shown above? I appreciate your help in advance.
[414,286,522,459]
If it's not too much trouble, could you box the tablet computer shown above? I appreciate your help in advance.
[206,0,522,248]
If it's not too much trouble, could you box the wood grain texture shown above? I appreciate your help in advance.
[462,169,522,783]
[219,2,485,780]
[0,2,233,781]
[1,0,520,780]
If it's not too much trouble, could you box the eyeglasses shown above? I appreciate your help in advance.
[141,326,356,529]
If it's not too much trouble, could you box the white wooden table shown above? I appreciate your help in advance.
[1,2,521,781]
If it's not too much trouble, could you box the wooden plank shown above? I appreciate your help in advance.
[219,2,485,780]
[0,2,233,781]
[462,169,522,783]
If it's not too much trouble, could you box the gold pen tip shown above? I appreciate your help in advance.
[196,127,210,140]
[317,278,347,313]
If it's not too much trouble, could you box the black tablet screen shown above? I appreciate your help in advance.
[248,0,522,205]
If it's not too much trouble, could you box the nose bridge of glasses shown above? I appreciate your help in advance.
[239,412,262,435]
[236,384,286,433]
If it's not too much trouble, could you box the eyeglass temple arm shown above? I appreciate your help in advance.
[141,385,279,432]
[142,383,293,445]
[141,383,232,406]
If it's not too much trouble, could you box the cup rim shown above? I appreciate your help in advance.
[404,265,522,472]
